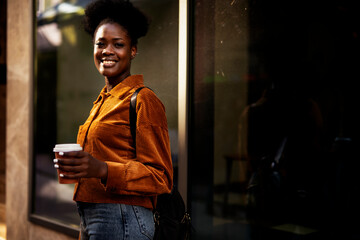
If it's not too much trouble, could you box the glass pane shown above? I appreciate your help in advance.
[190,0,360,239]
[33,0,178,229]
[34,0,94,228]
[131,0,179,186]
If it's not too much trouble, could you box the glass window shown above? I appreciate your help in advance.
[32,0,178,234]
[189,0,360,239]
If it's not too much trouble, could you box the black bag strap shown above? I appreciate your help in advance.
[129,87,146,146]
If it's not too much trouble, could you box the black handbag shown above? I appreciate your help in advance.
[130,87,192,240]
[153,187,191,240]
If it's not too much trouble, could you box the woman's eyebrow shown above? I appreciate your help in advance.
[95,37,124,41]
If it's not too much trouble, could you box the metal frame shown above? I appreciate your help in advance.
[178,0,189,207]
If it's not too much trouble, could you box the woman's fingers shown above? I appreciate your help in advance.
[57,150,85,158]
[59,171,84,179]
[54,151,89,166]
[57,163,87,173]
[54,157,84,166]
[53,151,107,179]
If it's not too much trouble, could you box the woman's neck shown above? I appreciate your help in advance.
[105,73,131,92]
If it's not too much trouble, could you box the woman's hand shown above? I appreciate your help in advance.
[54,151,108,181]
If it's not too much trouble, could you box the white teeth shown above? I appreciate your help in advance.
[103,60,116,64]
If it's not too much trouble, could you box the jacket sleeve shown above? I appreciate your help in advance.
[104,88,173,196]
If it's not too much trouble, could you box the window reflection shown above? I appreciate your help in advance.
[190,0,360,239]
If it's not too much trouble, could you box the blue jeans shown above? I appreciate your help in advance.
[77,202,155,240]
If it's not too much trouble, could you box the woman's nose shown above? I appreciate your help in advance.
[102,45,114,55]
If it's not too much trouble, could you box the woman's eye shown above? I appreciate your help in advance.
[115,43,124,48]
[95,42,105,47]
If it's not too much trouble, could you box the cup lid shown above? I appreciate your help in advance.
[53,143,82,152]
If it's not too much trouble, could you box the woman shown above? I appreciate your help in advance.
[53,0,173,239]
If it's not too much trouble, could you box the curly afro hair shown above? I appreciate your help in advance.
[83,0,150,45]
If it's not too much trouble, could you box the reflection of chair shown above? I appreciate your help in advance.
[223,154,248,215]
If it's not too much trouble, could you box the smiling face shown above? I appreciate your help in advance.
[93,22,137,85]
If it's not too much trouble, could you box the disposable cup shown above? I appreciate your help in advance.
[53,143,82,184]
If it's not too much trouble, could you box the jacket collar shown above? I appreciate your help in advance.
[93,75,144,104]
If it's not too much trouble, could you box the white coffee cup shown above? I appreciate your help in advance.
[53,143,82,184]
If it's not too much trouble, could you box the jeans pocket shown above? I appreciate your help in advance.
[132,205,155,239]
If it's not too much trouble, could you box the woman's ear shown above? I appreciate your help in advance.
[131,45,137,60]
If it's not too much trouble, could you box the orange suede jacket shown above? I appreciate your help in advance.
[74,75,173,210]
